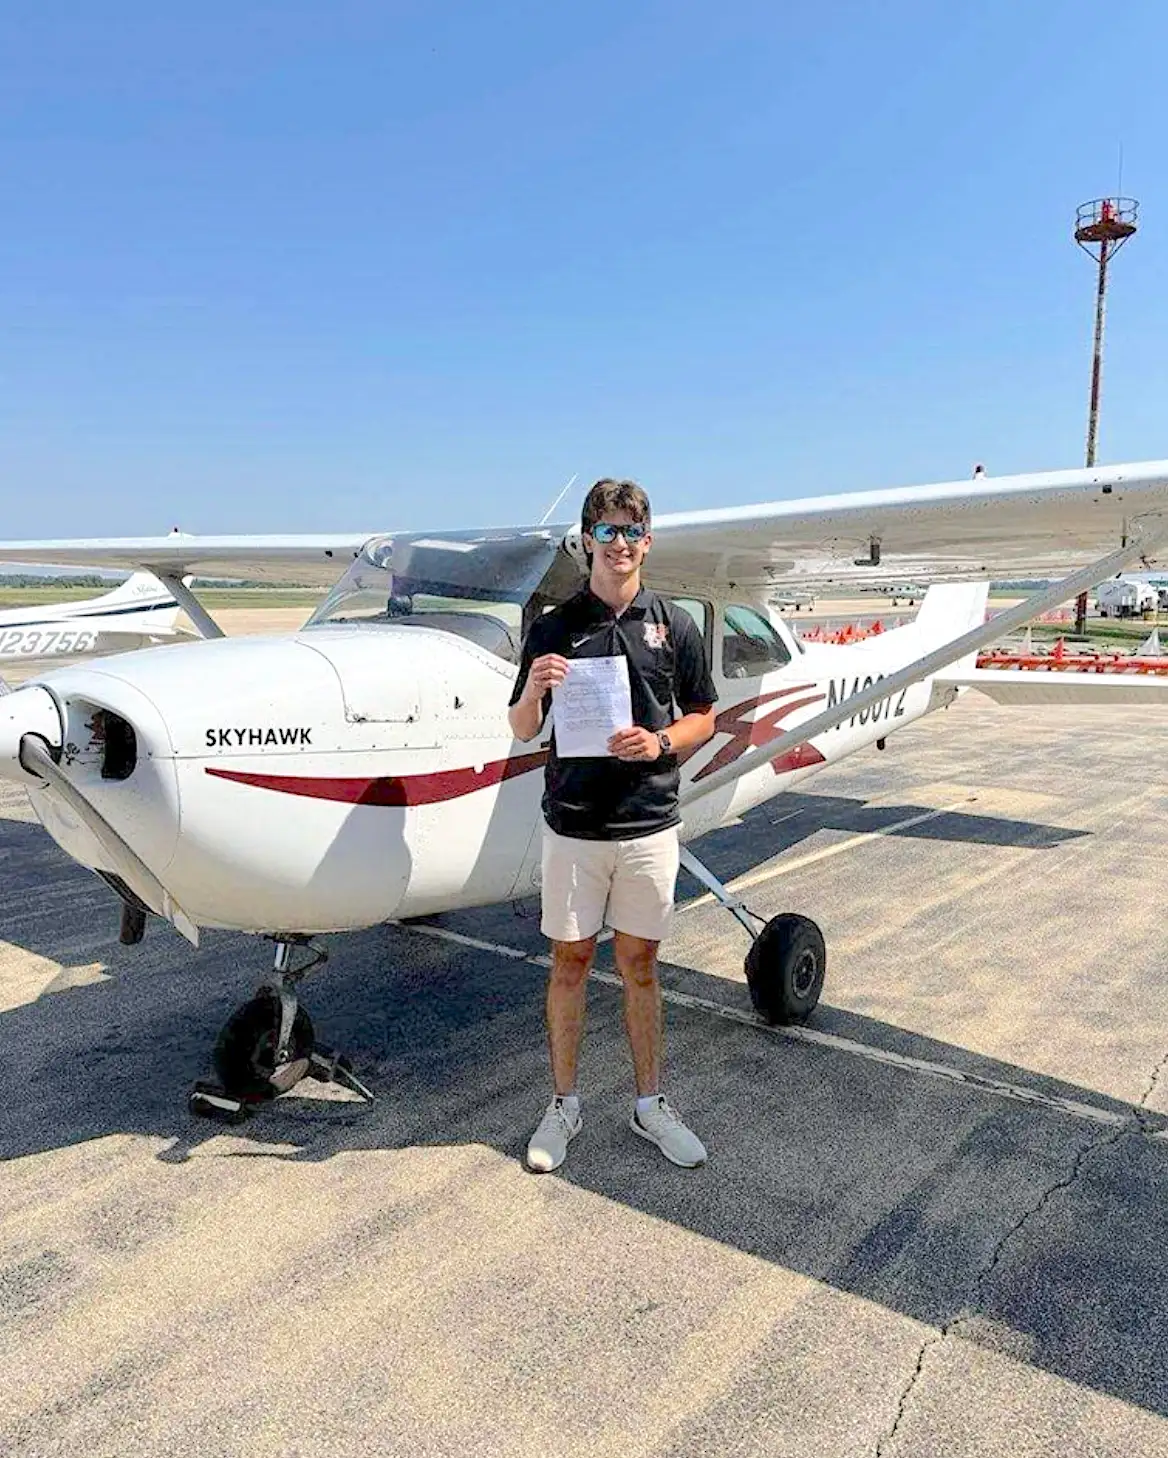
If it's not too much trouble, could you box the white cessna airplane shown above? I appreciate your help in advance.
[1,462,1167,1118]
[0,571,188,667]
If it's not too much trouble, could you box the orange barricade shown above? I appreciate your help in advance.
[975,649,1168,676]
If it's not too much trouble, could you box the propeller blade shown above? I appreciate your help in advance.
[18,733,199,947]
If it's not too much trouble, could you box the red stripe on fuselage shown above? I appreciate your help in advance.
[205,749,550,807]
[203,685,829,806]
[692,685,827,781]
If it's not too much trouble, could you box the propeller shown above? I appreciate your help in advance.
[18,733,199,947]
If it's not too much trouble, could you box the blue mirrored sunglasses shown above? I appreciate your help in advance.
[590,521,648,544]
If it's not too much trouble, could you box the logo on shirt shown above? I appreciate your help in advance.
[643,623,670,649]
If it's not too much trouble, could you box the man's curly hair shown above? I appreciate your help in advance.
[581,478,651,536]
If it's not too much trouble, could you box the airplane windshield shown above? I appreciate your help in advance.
[305,530,575,663]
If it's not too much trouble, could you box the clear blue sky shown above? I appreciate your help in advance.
[3,0,1167,537]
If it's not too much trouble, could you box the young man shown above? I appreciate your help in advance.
[508,479,718,1173]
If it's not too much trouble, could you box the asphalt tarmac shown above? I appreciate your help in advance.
[2,674,1167,1456]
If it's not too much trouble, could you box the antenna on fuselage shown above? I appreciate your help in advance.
[538,473,578,526]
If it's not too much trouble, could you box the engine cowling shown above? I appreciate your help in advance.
[12,624,538,935]
[0,685,63,783]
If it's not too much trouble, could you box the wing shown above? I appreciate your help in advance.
[640,460,1168,594]
[0,534,373,586]
[4,460,1168,594]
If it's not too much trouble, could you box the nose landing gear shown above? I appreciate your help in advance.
[188,936,374,1123]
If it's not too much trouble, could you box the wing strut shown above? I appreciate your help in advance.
[681,525,1166,812]
[157,574,225,640]
[678,846,762,939]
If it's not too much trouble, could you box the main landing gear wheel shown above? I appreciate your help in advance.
[745,913,826,1024]
[676,846,829,1028]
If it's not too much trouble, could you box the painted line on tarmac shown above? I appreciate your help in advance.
[681,795,978,911]
[405,920,1166,1141]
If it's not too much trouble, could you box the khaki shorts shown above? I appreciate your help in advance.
[540,825,681,944]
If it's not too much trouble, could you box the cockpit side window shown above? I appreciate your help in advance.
[664,597,712,656]
[721,603,792,678]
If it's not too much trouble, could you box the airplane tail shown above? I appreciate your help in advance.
[805,583,988,666]
[99,571,175,603]
[912,582,990,643]
[910,583,989,674]
[93,572,182,628]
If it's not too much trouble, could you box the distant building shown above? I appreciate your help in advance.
[1095,576,1158,618]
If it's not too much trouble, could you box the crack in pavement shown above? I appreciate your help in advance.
[1135,1044,1168,1129]
[872,1075,1164,1456]
[873,1325,946,1458]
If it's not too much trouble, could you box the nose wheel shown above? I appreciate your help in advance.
[211,989,316,1101]
[189,936,374,1123]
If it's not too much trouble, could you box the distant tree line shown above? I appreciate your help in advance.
[0,573,118,588]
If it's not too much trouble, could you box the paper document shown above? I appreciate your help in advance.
[552,655,633,758]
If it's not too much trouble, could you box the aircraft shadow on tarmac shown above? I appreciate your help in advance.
[683,790,1088,890]
[2,804,1167,1424]
[499,791,1088,930]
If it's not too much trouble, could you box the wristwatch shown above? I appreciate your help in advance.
[656,730,673,757]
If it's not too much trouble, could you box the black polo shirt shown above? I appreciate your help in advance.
[510,586,718,840]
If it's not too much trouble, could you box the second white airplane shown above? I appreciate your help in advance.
[0,572,188,665]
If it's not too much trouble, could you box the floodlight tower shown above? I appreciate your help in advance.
[1073,195,1139,633]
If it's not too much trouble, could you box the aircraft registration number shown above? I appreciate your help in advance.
[826,673,907,729]
[0,628,100,657]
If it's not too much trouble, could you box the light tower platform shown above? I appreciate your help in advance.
[1075,196,1138,249]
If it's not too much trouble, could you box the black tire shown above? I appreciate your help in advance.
[212,992,315,1102]
[744,913,826,1024]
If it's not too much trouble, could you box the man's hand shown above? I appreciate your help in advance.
[522,653,571,702]
[608,727,661,762]
[509,653,570,741]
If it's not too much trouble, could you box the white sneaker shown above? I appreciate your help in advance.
[630,1097,707,1168]
[526,1097,582,1173]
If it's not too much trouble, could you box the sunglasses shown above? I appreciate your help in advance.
[590,521,648,544]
